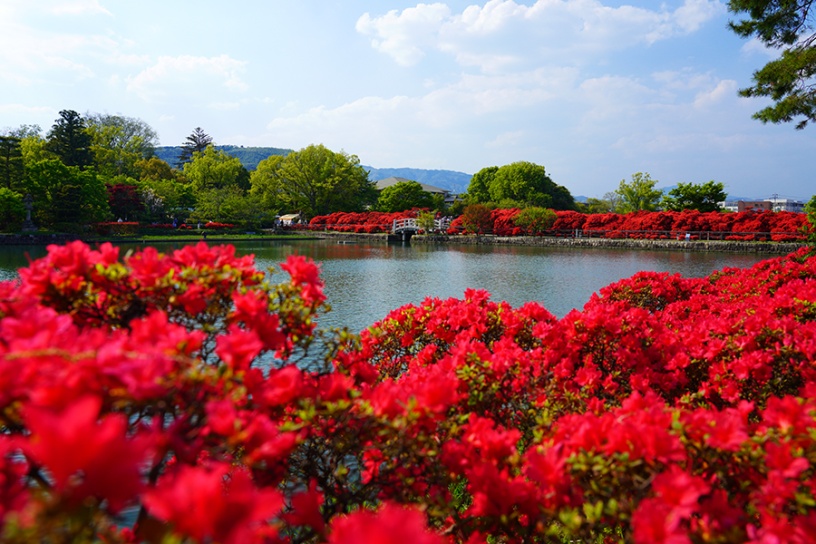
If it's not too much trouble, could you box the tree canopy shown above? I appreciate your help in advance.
[46,110,93,169]
[179,128,214,165]
[728,0,816,128]
[377,180,435,212]
[250,144,376,219]
[615,172,663,213]
[661,181,727,212]
[85,113,158,178]
[467,162,575,210]
[0,136,24,192]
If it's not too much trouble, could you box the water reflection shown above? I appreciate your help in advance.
[0,239,772,332]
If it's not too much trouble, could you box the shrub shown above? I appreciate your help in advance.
[1,242,816,542]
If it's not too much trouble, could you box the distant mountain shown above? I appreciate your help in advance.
[153,146,474,194]
[362,167,472,195]
[154,145,291,170]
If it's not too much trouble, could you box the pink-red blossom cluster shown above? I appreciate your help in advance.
[1,241,816,542]
[309,210,425,233]
[448,209,808,240]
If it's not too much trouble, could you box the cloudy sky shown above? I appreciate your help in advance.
[1,0,813,199]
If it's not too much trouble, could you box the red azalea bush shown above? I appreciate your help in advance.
[312,208,807,241]
[203,221,236,229]
[2,241,816,542]
[309,211,423,233]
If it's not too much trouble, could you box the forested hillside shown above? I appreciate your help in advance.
[155,146,473,194]
[363,167,472,194]
[155,145,291,171]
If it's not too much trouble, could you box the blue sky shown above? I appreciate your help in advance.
[1,0,813,200]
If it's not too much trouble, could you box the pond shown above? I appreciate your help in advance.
[0,239,773,332]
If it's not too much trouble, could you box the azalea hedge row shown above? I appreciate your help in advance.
[1,242,816,542]
[308,210,423,233]
[310,209,808,240]
[449,208,809,240]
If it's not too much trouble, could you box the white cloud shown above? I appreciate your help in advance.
[50,0,112,16]
[740,37,779,58]
[693,79,738,108]
[126,55,248,101]
[357,0,725,71]
[356,3,452,66]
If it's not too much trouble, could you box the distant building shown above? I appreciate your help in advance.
[719,200,797,213]
[766,197,805,213]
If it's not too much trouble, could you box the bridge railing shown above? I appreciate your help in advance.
[392,218,452,234]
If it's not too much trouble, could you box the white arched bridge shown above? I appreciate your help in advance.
[391,217,451,236]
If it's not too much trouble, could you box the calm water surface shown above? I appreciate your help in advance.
[0,239,772,332]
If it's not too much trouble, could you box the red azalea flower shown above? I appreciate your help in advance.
[25,395,153,513]
[328,502,445,544]
[144,463,283,544]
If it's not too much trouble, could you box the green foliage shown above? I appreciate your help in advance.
[806,194,816,247]
[468,162,576,210]
[188,186,267,226]
[46,110,93,169]
[377,180,434,212]
[513,206,557,235]
[416,210,437,233]
[467,166,497,204]
[728,0,816,128]
[615,172,663,213]
[85,113,158,178]
[661,181,727,212]
[139,178,195,223]
[24,159,109,228]
[178,127,213,165]
[0,188,25,231]
[461,203,493,234]
[250,144,377,219]
[583,196,616,214]
[0,136,24,192]
[183,146,250,194]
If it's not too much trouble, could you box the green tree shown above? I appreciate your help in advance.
[19,134,55,166]
[183,146,249,193]
[377,180,435,212]
[416,210,437,233]
[513,206,557,235]
[806,194,816,246]
[251,144,376,219]
[188,186,249,224]
[140,178,195,223]
[615,172,663,212]
[0,136,24,191]
[661,181,727,212]
[85,113,158,178]
[24,159,108,229]
[466,166,497,204]
[178,127,213,165]
[728,0,816,129]
[248,154,285,213]
[469,162,576,210]
[46,110,93,168]
[583,196,616,214]
[0,188,25,232]
[8,124,42,139]
[461,203,493,234]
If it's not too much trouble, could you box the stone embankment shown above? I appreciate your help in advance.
[0,233,81,246]
[314,231,805,254]
[409,234,805,254]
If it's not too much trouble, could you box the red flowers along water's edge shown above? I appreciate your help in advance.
[1,240,816,542]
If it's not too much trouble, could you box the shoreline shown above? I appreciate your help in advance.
[0,231,807,255]
[313,231,807,254]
